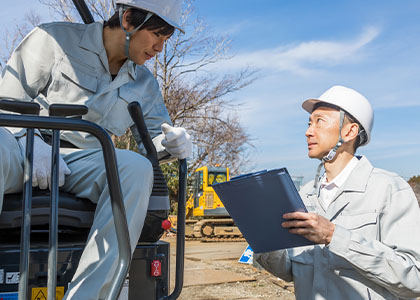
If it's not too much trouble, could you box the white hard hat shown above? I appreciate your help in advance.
[116,0,184,33]
[302,85,374,145]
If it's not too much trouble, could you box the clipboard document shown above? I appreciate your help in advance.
[212,168,315,253]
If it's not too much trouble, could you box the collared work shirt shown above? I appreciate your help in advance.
[0,21,171,149]
[256,156,420,300]
[319,156,359,210]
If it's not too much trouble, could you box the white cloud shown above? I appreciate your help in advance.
[211,26,380,75]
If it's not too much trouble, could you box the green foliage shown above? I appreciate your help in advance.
[408,175,420,185]
[408,175,420,206]
[161,161,180,207]
[161,161,194,214]
[113,129,138,152]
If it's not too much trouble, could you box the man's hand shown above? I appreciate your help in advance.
[161,123,192,159]
[18,135,71,189]
[282,212,335,244]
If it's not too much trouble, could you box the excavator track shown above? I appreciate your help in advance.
[185,218,245,242]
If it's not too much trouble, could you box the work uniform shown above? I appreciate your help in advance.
[0,21,172,299]
[256,156,420,300]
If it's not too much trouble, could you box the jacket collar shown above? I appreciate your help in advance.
[338,155,373,193]
[325,155,374,219]
[79,21,104,55]
[79,21,136,80]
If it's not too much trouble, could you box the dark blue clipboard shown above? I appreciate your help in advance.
[213,168,315,253]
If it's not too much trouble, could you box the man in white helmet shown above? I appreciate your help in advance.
[256,85,420,299]
[0,0,191,299]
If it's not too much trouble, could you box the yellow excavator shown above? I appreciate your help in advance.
[185,166,244,241]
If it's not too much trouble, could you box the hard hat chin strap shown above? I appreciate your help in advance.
[312,110,345,193]
[119,6,153,60]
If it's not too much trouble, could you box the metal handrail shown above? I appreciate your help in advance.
[0,113,131,300]
[17,128,35,300]
[162,159,187,300]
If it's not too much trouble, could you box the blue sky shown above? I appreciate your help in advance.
[1,0,420,183]
[192,0,420,183]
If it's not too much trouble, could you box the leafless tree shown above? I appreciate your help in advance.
[149,1,257,173]
[38,0,115,22]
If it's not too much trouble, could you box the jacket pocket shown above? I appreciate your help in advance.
[337,212,378,231]
[331,212,379,269]
[98,86,138,136]
[288,245,314,265]
[50,57,98,105]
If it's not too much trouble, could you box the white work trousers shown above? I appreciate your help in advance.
[0,127,153,300]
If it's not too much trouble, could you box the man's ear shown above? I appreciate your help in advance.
[122,10,132,31]
[342,123,359,143]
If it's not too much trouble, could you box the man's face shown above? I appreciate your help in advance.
[128,28,171,65]
[305,106,341,159]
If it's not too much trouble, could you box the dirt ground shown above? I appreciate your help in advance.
[178,259,295,300]
[163,236,295,300]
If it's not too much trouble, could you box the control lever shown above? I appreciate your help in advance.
[127,102,169,203]
[127,102,186,299]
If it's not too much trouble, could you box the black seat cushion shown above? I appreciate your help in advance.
[0,190,168,243]
[0,189,95,229]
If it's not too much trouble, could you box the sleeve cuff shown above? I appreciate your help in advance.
[6,127,42,139]
[327,224,352,255]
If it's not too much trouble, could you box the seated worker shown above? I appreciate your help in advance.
[0,0,191,299]
[256,85,420,299]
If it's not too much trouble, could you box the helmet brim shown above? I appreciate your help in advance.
[158,15,184,34]
[302,99,323,113]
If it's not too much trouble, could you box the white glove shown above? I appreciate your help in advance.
[161,123,192,159]
[18,135,71,189]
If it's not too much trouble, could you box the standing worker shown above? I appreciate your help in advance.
[0,0,192,299]
[256,85,420,299]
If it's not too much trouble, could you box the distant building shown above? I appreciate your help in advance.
[292,176,304,191]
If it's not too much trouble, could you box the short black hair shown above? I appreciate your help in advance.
[104,7,175,36]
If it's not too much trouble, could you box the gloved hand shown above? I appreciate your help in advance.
[161,123,192,159]
[18,135,71,189]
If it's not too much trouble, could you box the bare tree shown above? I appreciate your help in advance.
[149,1,257,174]
[38,0,115,22]
[162,72,255,172]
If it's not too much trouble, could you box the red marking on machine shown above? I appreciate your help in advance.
[151,259,162,277]
[161,219,171,230]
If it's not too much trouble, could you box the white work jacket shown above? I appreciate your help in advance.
[0,21,171,149]
[256,156,420,300]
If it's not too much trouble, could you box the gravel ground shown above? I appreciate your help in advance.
[178,261,296,300]
[173,240,296,300]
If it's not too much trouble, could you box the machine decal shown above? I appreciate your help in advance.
[238,245,254,265]
[5,272,19,284]
[31,287,64,300]
[151,259,162,277]
[0,292,18,300]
